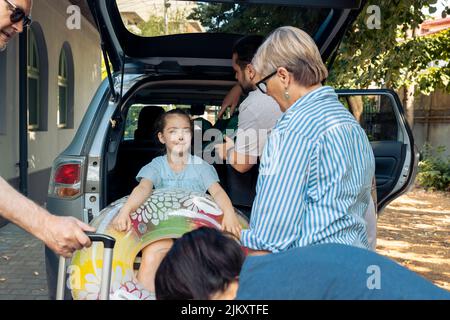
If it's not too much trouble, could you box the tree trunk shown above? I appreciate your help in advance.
[402,27,417,130]
[348,95,364,125]
[402,84,415,129]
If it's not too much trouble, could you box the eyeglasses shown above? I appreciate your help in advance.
[255,70,277,94]
[4,0,32,28]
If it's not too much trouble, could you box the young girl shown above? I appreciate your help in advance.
[112,109,241,294]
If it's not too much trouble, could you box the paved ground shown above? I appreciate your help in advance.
[0,223,49,300]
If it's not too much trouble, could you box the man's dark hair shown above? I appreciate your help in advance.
[155,227,245,300]
[232,35,265,69]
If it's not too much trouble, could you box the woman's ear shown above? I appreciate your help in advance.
[277,67,292,88]
[158,132,166,145]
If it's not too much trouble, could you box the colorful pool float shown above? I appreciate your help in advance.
[67,188,248,300]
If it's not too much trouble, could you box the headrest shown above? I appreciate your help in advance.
[190,104,206,116]
[134,106,165,141]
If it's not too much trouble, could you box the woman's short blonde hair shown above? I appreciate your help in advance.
[252,26,328,87]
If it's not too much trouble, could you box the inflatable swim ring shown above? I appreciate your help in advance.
[67,188,248,300]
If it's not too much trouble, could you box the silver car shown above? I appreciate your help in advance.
[45,0,418,299]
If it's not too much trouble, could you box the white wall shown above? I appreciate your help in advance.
[0,41,20,180]
[0,0,101,182]
[414,123,450,156]
[412,89,450,156]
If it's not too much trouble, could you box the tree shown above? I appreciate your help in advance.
[137,8,191,37]
[328,0,450,127]
[328,1,449,87]
[189,1,450,128]
[188,3,328,36]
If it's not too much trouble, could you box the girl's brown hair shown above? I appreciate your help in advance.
[154,109,194,135]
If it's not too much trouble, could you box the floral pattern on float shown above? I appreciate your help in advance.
[68,188,248,300]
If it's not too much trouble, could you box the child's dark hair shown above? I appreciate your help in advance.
[154,109,194,135]
[155,227,245,300]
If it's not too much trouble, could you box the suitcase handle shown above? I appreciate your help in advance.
[56,232,116,300]
[84,232,116,249]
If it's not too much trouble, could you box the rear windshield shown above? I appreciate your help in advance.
[116,0,331,38]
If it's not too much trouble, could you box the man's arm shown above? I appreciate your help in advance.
[217,84,242,119]
[227,150,257,173]
[216,136,257,173]
[0,177,95,257]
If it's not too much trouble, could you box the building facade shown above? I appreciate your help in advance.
[117,0,203,35]
[0,0,101,225]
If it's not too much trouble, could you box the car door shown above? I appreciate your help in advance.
[336,89,418,212]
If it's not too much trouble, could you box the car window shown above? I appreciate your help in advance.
[124,105,146,140]
[124,104,223,141]
[339,95,400,142]
[204,105,222,124]
[116,0,330,38]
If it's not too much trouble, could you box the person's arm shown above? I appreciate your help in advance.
[0,177,95,258]
[208,182,241,238]
[216,136,257,173]
[217,84,242,119]
[218,98,262,173]
[112,179,153,232]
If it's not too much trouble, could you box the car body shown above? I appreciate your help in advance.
[45,0,418,298]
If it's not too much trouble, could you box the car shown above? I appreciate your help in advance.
[45,0,418,299]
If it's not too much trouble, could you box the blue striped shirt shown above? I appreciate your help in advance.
[240,86,375,252]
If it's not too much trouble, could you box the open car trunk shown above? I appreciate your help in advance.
[87,0,416,214]
[89,0,365,73]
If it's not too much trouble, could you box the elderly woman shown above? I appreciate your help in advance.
[240,26,376,254]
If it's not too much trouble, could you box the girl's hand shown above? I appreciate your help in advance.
[221,211,242,239]
[112,207,132,232]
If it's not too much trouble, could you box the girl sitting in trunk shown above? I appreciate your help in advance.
[112,109,241,295]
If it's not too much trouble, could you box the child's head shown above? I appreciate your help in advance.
[155,109,193,155]
[155,227,244,300]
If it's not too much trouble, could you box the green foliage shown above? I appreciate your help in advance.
[328,0,450,96]
[124,106,145,140]
[138,15,167,36]
[417,144,450,191]
[435,1,450,18]
[137,9,190,37]
[188,3,329,36]
[188,1,450,96]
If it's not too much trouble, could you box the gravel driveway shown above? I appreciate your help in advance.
[377,188,450,291]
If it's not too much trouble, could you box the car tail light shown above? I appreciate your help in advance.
[54,164,80,184]
[48,158,84,199]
